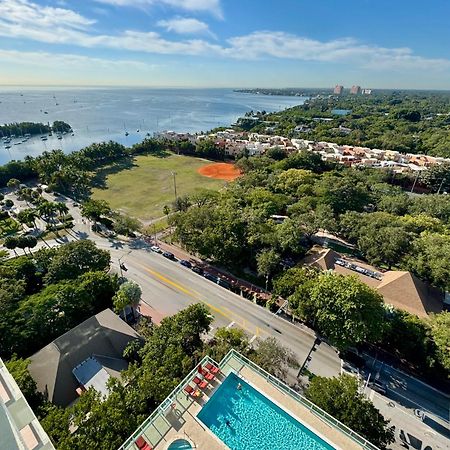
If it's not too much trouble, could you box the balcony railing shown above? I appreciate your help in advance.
[220,349,379,450]
[119,349,379,450]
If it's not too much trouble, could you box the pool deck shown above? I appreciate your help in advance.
[151,366,363,450]
[120,351,377,450]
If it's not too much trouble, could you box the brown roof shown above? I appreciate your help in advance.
[28,309,141,407]
[376,271,443,318]
[305,248,443,317]
[305,248,380,287]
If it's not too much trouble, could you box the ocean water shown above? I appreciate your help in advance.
[197,372,335,450]
[0,87,306,164]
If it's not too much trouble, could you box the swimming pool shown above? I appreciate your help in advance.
[197,372,335,450]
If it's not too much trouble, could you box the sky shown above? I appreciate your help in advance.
[0,0,450,89]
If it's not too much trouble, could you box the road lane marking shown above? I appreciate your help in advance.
[143,266,270,338]
[249,335,257,344]
[145,268,200,298]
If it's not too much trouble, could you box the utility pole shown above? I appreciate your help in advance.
[118,250,131,277]
[172,171,178,201]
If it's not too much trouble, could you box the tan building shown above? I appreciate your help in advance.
[333,85,344,95]
[306,248,443,317]
[350,85,361,95]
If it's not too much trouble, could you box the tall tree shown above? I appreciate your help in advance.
[306,374,395,449]
[44,240,110,284]
[293,272,385,349]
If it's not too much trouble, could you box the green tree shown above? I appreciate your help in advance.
[5,356,44,410]
[113,280,142,323]
[44,240,110,284]
[250,337,298,380]
[4,235,18,256]
[7,178,20,191]
[206,327,250,361]
[428,312,450,372]
[112,213,141,236]
[305,374,395,449]
[256,248,281,290]
[405,232,450,290]
[81,199,111,222]
[272,267,319,299]
[294,273,385,349]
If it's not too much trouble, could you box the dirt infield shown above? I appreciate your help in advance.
[197,162,242,181]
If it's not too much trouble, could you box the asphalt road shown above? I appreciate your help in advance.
[3,191,450,449]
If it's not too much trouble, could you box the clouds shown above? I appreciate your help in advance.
[0,0,94,30]
[95,0,223,19]
[0,0,448,79]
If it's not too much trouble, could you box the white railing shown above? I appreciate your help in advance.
[118,350,380,450]
[118,355,220,450]
[220,350,379,450]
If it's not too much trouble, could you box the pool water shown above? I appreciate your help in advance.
[197,372,335,450]
[167,439,193,450]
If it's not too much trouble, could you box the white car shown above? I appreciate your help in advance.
[150,245,162,253]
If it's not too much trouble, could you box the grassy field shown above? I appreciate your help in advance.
[91,154,227,221]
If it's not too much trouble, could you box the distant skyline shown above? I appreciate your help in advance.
[0,0,449,89]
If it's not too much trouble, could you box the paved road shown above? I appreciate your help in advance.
[3,191,450,448]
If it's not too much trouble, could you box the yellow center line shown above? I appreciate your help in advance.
[144,266,269,338]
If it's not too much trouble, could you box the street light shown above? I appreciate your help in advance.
[297,337,322,378]
[118,250,131,277]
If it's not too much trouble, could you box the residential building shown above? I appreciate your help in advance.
[0,358,54,450]
[28,309,141,407]
[362,88,372,95]
[350,85,361,95]
[333,85,344,95]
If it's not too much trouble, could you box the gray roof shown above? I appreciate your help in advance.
[28,309,140,407]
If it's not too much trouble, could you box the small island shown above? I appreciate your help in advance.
[0,120,72,138]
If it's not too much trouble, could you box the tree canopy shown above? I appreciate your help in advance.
[306,374,395,449]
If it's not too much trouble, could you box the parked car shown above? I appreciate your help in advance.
[162,251,175,260]
[179,259,192,269]
[191,265,204,275]
[217,277,231,289]
[203,272,218,282]
[368,380,387,395]
[150,245,162,253]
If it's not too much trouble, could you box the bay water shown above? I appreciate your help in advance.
[0,87,305,165]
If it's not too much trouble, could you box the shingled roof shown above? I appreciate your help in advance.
[376,271,443,318]
[28,309,141,407]
[305,248,443,317]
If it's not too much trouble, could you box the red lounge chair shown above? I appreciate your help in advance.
[204,372,215,381]
[193,376,208,389]
[135,436,152,450]
[205,362,220,374]
[184,385,195,395]
[198,365,214,379]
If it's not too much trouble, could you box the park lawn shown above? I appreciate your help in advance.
[91,154,227,221]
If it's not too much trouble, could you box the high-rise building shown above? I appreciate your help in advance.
[350,85,361,95]
[333,85,344,95]
[362,88,372,95]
